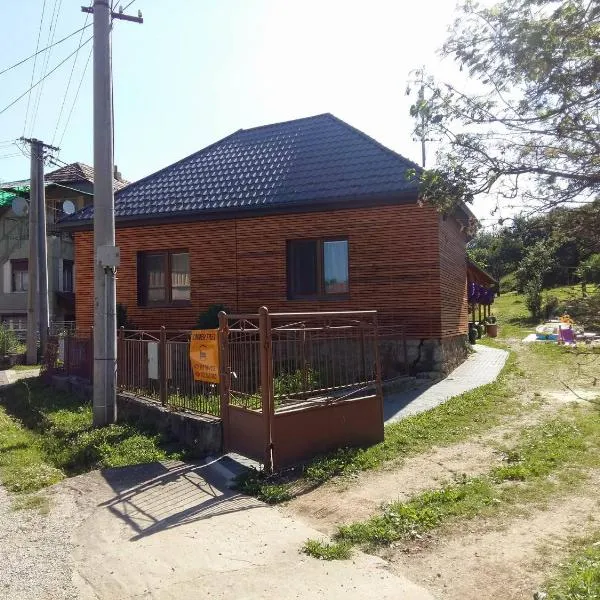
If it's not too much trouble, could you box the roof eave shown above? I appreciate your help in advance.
[59,189,420,231]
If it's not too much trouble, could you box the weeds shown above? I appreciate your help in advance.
[11,494,50,514]
[543,532,600,599]
[302,539,352,560]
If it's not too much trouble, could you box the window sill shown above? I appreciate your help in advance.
[138,302,192,309]
[287,295,350,302]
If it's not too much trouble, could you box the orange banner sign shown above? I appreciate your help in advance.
[190,329,220,383]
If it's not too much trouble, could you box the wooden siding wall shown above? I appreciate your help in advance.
[74,204,466,339]
[438,216,469,337]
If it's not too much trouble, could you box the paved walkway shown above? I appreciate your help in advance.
[385,345,509,423]
[72,459,435,600]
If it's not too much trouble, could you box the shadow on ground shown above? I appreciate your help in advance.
[99,458,260,541]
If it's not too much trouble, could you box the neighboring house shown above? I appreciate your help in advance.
[62,114,476,373]
[0,162,127,332]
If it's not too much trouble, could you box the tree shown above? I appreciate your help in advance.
[410,0,600,215]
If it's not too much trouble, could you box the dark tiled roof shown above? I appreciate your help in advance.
[46,162,129,191]
[66,113,421,224]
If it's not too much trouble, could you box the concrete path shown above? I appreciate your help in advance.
[72,459,435,600]
[385,345,509,423]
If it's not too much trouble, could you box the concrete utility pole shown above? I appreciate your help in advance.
[81,1,142,426]
[37,143,50,355]
[21,137,58,364]
[25,140,40,365]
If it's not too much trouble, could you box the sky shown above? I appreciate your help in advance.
[0,0,496,222]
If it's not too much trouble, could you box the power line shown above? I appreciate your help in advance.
[57,44,92,149]
[30,0,64,136]
[0,24,92,78]
[52,10,91,145]
[23,0,48,136]
[0,37,93,118]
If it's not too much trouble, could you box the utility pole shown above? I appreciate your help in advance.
[81,2,142,426]
[25,140,39,365]
[21,137,58,364]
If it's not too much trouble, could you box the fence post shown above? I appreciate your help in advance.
[117,327,124,389]
[159,326,167,406]
[402,325,409,375]
[64,333,70,377]
[372,312,384,428]
[259,306,274,473]
[88,327,94,382]
[218,311,230,451]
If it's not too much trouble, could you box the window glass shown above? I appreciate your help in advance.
[324,240,349,294]
[11,260,28,292]
[289,240,318,297]
[146,254,167,303]
[63,260,74,292]
[171,252,191,301]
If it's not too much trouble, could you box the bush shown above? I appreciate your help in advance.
[273,369,320,397]
[543,295,560,320]
[577,253,600,285]
[196,304,228,329]
[558,291,600,331]
[0,324,20,356]
[524,281,543,319]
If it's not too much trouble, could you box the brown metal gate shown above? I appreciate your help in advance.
[218,308,383,472]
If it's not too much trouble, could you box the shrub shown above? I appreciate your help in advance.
[273,368,320,397]
[524,281,543,319]
[196,304,228,329]
[0,324,20,356]
[543,295,560,320]
[577,253,600,285]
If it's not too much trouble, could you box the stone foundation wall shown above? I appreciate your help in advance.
[50,375,223,458]
[117,394,223,458]
[380,334,469,377]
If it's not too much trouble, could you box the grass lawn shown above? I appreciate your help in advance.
[331,407,600,552]
[0,378,184,497]
[492,283,599,341]
[543,532,600,599]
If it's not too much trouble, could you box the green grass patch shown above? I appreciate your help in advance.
[302,539,352,560]
[10,364,41,372]
[543,532,600,599]
[11,494,50,514]
[0,379,184,495]
[238,352,521,501]
[234,469,294,504]
[332,409,600,553]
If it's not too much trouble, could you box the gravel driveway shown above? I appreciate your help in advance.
[0,481,89,600]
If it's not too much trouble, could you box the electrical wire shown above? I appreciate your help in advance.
[30,0,64,136]
[51,11,91,145]
[0,37,93,118]
[0,24,92,78]
[57,44,92,149]
[23,0,48,136]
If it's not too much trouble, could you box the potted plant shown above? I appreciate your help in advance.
[485,315,498,338]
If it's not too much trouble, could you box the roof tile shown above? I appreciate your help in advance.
[67,113,421,223]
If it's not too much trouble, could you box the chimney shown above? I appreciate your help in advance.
[113,165,122,181]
